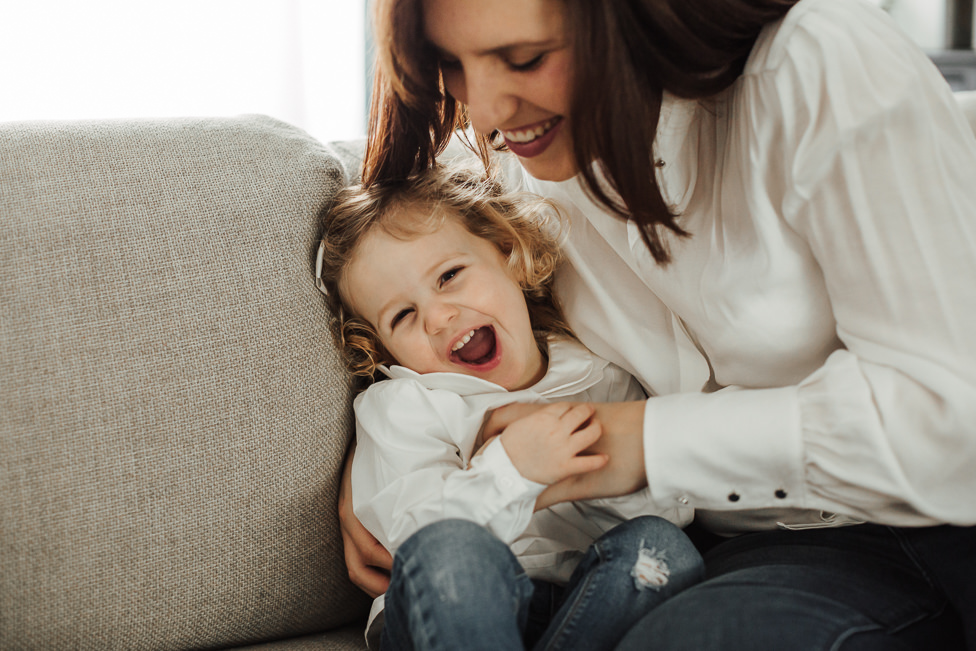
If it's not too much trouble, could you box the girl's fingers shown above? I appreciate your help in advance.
[568,421,603,452]
[556,402,595,427]
[566,453,609,476]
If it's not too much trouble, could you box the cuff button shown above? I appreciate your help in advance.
[727,492,740,502]
[775,489,788,499]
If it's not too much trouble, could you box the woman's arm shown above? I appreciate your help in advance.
[641,2,976,527]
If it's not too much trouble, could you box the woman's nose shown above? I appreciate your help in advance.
[459,63,519,134]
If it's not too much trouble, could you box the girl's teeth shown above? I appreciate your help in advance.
[452,329,476,352]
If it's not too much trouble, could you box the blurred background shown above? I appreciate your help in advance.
[0,1,369,143]
[0,0,973,143]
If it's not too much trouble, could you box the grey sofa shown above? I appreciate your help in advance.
[4,91,976,650]
[1,116,370,650]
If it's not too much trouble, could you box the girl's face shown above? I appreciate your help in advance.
[422,0,576,182]
[340,214,546,391]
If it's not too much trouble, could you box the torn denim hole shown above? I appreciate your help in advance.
[631,543,670,591]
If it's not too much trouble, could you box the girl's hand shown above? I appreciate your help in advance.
[499,402,608,485]
[337,442,392,598]
[536,401,648,508]
[478,401,549,449]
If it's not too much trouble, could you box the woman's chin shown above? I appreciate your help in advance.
[520,157,579,182]
[515,141,578,182]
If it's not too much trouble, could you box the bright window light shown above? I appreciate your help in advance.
[0,0,368,143]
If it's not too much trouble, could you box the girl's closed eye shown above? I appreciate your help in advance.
[390,307,414,330]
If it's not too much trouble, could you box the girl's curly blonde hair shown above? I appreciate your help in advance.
[316,164,573,382]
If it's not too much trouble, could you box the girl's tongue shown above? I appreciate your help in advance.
[453,327,496,365]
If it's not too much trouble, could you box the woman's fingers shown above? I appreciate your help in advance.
[338,441,392,597]
[340,521,392,598]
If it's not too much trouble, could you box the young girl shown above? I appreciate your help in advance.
[315,165,702,650]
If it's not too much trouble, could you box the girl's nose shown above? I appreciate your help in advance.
[459,63,519,135]
[424,300,459,335]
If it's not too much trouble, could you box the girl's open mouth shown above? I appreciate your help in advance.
[450,325,501,369]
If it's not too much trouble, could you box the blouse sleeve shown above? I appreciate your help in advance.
[644,1,976,526]
[350,379,545,553]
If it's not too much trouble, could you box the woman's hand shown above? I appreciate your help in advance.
[498,402,608,485]
[338,442,392,598]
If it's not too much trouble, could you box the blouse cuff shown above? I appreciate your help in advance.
[643,386,805,511]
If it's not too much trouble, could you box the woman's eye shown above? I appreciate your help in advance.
[439,266,462,286]
[390,308,413,330]
[509,53,545,72]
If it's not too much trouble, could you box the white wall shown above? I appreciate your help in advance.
[0,0,367,143]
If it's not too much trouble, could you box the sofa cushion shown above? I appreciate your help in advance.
[0,116,370,649]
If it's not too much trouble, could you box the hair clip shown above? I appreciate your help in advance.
[314,239,329,296]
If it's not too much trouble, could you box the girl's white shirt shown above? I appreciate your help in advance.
[509,0,976,530]
[352,337,693,642]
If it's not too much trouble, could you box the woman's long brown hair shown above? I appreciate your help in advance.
[363,0,800,263]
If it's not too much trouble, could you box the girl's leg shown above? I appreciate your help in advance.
[614,523,969,651]
[532,515,705,651]
[380,519,534,651]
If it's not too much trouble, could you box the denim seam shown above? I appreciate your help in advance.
[886,525,943,594]
[537,541,612,651]
[828,622,884,651]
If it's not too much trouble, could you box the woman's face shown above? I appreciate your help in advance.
[422,0,576,181]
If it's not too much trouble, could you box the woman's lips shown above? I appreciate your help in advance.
[501,117,563,159]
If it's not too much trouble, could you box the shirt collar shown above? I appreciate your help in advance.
[379,337,611,398]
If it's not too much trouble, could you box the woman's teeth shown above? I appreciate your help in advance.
[503,118,556,143]
[452,329,477,352]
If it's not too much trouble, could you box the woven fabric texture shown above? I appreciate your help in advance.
[0,116,370,650]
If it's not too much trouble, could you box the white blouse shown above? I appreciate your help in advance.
[515,0,976,531]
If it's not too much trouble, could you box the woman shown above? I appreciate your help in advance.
[340,0,976,648]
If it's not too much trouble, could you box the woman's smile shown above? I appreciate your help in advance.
[501,117,564,158]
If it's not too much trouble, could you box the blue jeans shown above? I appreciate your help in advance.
[615,523,975,650]
[380,516,704,651]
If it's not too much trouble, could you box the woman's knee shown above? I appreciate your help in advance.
[616,566,958,651]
